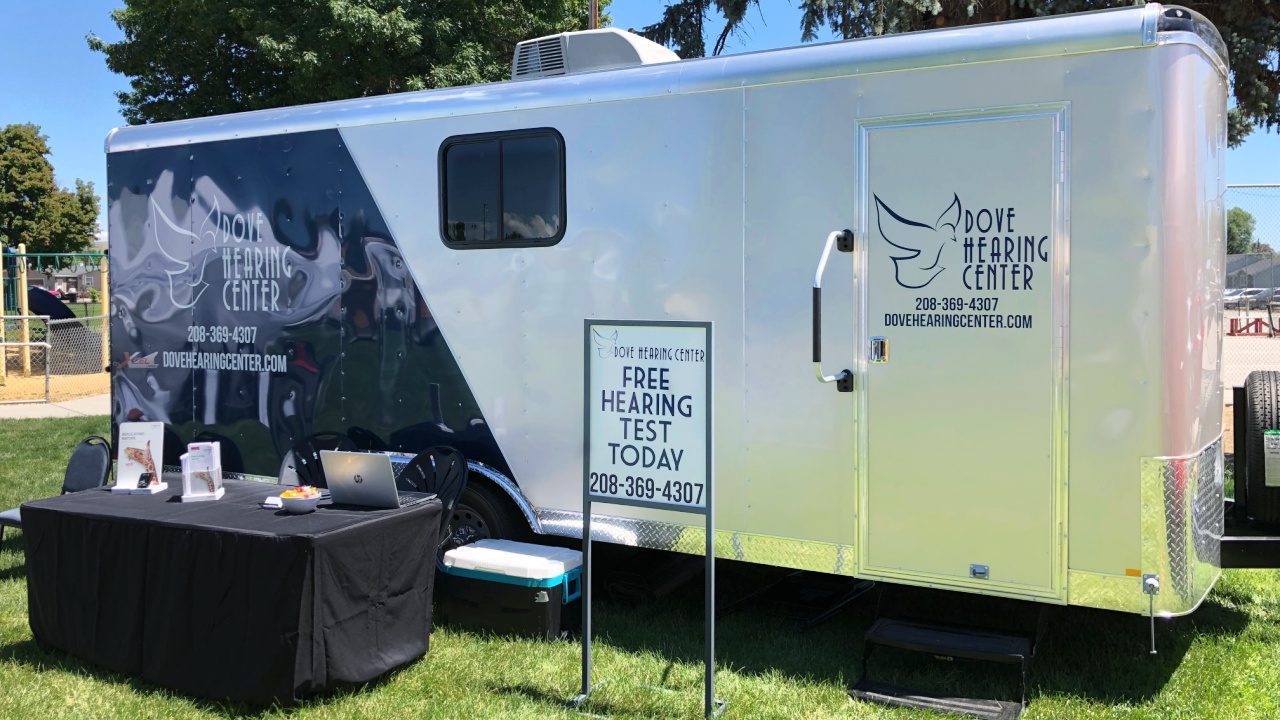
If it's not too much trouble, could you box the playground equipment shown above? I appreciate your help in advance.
[0,244,110,403]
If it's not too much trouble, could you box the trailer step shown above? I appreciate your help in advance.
[863,617,1032,664]
[1222,533,1280,568]
[850,679,1022,720]
[850,617,1036,719]
[1222,497,1280,569]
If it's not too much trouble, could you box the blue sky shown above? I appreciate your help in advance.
[1,1,1276,235]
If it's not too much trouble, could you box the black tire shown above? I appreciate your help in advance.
[445,481,531,549]
[1245,370,1280,524]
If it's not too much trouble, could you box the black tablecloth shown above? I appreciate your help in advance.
[22,479,442,704]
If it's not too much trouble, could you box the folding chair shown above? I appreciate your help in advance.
[277,431,355,488]
[1,435,112,545]
[398,446,468,550]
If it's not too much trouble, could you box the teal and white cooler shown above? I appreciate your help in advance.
[439,539,582,640]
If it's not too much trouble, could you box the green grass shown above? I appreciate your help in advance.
[64,302,104,318]
[1,416,1279,719]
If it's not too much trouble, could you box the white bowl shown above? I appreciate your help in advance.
[281,494,320,514]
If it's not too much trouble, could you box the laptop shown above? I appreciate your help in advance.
[319,450,434,509]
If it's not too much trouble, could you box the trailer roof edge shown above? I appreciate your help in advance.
[107,5,1169,154]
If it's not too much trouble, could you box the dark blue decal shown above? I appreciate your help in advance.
[874,194,961,289]
[108,131,511,477]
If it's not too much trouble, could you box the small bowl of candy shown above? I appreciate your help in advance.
[280,486,322,514]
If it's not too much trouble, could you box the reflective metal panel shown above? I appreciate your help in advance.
[1140,438,1223,616]
[341,92,751,534]
[536,509,856,576]
[1066,570,1145,614]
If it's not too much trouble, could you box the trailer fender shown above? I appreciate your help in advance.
[466,460,543,535]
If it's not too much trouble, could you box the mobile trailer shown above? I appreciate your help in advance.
[107,4,1231,617]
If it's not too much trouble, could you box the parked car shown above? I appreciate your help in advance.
[1227,288,1272,309]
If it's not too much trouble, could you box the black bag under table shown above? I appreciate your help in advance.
[22,479,441,704]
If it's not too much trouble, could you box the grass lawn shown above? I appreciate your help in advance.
[1,415,1278,719]
[65,302,104,319]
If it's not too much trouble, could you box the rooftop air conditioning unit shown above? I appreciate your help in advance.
[511,28,679,80]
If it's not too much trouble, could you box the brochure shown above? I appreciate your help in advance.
[113,422,167,494]
[181,441,225,502]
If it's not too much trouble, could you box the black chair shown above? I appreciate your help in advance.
[398,446,468,550]
[192,430,244,475]
[277,431,355,488]
[346,426,389,452]
[0,435,112,545]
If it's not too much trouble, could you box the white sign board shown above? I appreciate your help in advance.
[577,320,721,717]
[1265,430,1280,488]
[584,320,712,513]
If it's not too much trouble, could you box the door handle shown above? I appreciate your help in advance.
[813,229,854,392]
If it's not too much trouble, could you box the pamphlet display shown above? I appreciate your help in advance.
[112,422,167,494]
[576,320,721,717]
[180,442,225,501]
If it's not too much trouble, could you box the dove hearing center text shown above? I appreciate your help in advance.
[602,343,707,363]
[209,207,294,312]
[959,207,1049,291]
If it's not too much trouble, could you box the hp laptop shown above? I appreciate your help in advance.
[319,450,434,509]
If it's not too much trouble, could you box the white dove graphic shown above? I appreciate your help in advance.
[874,194,962,289]
[150,198,210,309]
[591,329,618,359]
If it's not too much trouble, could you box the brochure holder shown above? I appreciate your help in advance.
[181,441,225,502]
[112,421,168,494]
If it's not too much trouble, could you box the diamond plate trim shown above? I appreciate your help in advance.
[1140,438,1223,616]
[535,509,856,575]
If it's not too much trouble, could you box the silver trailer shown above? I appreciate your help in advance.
[107,4,1228,616]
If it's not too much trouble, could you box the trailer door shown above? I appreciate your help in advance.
[857,109,1066,599]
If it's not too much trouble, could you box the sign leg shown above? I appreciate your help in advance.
[569,502,595,709]
[706,516,714,718]
[582,505,592,695]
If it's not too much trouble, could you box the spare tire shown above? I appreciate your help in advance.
[1244,370,1280,524]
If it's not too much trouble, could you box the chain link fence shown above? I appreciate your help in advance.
[0,314,109,404]
[1223,185,1280,392]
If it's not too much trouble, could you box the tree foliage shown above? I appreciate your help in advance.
[0,124,54,249]
[89,0,607,124]
[640,0,759,58]
[34,180,100,254]
[655,0,1278,146]
[0,124,99,253]
[1227,206,1262,255]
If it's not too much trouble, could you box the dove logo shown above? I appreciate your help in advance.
[150,198,212,309]
[592,329,619,359]
[874,194,962,290]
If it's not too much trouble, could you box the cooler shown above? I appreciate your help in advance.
[439,539,582,640]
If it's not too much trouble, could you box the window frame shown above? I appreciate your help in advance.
[438,127,567,249]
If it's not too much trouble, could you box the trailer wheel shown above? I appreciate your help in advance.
[446,481,530,549]
[1245,370,1280,524]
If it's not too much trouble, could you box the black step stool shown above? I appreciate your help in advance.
[850,617,1036,720]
